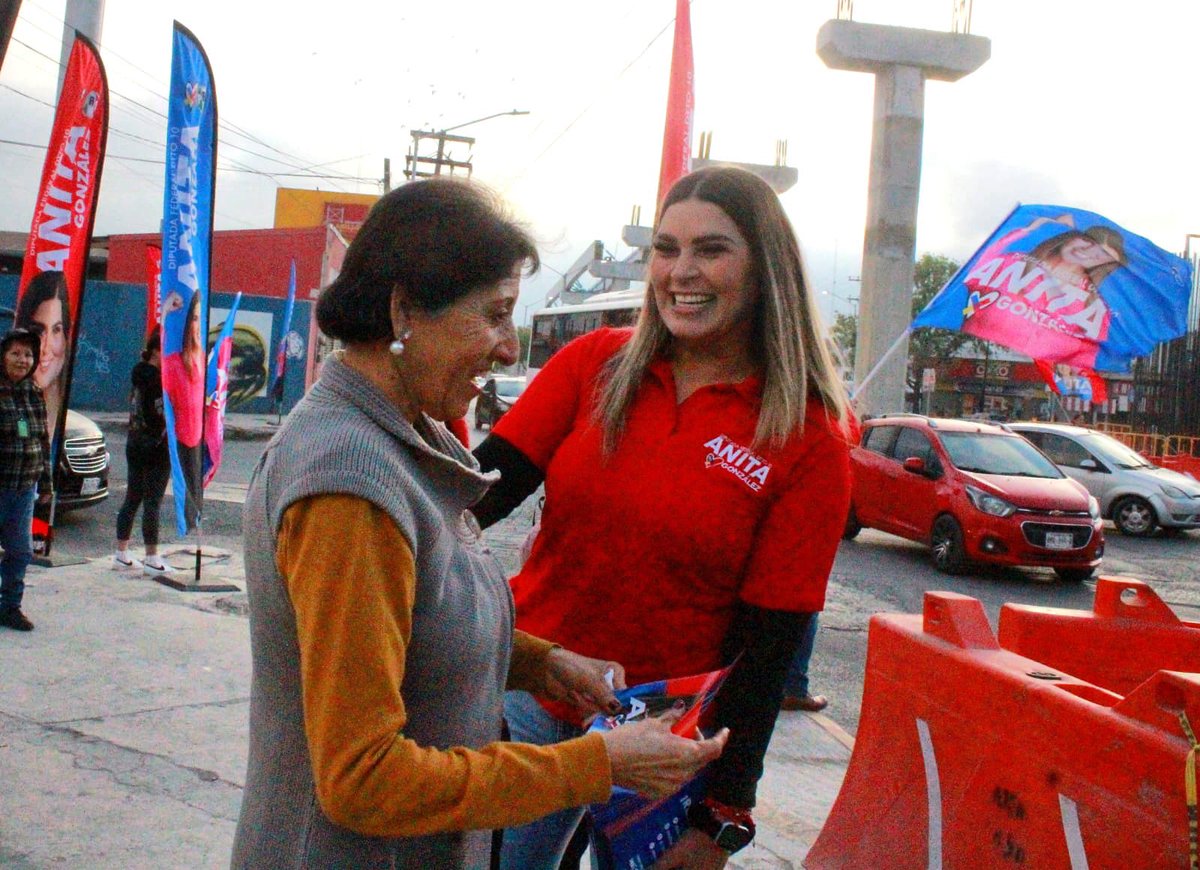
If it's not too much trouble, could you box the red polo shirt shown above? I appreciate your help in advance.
[493,329,851,690]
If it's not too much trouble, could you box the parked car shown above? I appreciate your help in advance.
[57,409,110,510]
[474,375,527,430]
[1008,422,1200,537]
[1,306,110,511]
[846,415,1103,581]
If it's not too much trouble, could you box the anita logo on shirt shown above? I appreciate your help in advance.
[703,435,771,492]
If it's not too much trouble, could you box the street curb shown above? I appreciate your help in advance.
[807,711,856,752]
[91,415,278,442]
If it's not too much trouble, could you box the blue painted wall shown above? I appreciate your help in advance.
[0,275,311,414]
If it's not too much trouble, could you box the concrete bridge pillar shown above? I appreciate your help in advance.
[818,19,989,414]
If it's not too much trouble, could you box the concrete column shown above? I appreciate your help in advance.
[58,0,105,98]
[818,20,989,415]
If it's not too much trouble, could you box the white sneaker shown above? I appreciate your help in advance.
[143,557,173,576]
[112,552,138,571]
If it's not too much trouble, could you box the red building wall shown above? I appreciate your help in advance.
[105,226,328,300]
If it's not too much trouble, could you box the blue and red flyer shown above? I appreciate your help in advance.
[587,665,732,869]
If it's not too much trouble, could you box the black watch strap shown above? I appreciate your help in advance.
[687,798,755,854]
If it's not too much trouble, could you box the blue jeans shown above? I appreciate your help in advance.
[0,487,36,612]
[783,613,820,698]
[499,690,588,870]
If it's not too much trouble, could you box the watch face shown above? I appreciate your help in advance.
[714,820,754,853]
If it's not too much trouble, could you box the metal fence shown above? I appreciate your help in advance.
[1128,250,1200,435]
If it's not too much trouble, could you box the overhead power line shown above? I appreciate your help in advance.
[0,136,381,181]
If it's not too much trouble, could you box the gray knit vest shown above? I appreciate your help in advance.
[231,356,513,870]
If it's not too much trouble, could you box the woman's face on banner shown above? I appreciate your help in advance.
[31,296,67,389]
[1060,236,1120,270]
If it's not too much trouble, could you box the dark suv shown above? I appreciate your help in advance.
[1,306,109,511]
[846,415,1103,581]
[474,375,527,430]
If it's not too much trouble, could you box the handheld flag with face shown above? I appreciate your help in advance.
[1034,360,1108,405]
[270,259,296,404]
[160,22,217,536]
[913,204,1192,373]
[202,293,240,487]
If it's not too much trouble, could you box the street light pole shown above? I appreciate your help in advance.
[440,109,530,134]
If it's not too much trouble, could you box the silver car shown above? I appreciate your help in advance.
[1009,422,1200,537]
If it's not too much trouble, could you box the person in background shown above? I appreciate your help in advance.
[781,613,828,711]
[474,165,853,869]
[0,329,53,632]
[231,178,726,869]
[113,327,173,577]
[14,271,71,443]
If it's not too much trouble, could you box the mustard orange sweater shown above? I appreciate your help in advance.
[278,493,612,836]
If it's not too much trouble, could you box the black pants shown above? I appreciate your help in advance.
[116,449,171,545]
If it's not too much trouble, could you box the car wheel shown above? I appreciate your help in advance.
[843,506,862,541]
[930,515,966,574]
[1054,567,1094,583]
[1113,496,1157,537]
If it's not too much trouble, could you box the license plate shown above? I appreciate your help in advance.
[81,477,101,495]
[1045,531,1074,550]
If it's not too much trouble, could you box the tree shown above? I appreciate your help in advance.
[830,311,857,369]
[517,325,531,369]
[907,253,984,396]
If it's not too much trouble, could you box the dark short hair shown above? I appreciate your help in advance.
[316,178,539,343]
[2,327,41,362]
[142,325,162,362]
[16,270,71,337]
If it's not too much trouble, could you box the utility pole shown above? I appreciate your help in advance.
[383,157,391,192]
[403,109,529,182]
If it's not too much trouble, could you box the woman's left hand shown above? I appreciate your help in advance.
[541,648,626,717]
[654,829,729,869]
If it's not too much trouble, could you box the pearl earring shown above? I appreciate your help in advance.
[389,329,412,356]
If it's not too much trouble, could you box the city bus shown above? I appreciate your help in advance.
[526,288,644,378]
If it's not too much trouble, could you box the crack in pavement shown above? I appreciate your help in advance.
[1,712,242,824]
[43,695,250,726]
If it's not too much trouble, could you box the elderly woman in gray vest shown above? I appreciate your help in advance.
[232,178,727,870]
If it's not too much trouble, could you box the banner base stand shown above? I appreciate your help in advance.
[151,574,240,593]
[31,552,89,568]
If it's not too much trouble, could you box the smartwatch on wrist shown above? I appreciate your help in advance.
[687,797,756,854]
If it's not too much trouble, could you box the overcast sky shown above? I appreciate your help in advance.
[2,0,1198,323]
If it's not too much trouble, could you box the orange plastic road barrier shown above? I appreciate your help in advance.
[998,576,1200,697]
[806,590,1199,868]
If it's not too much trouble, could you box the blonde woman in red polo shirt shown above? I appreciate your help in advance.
[475,165,853,868]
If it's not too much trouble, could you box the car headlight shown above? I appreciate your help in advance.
[1088,496,1100,519]
[1161,483,1189,499]
[966,485,1016,518]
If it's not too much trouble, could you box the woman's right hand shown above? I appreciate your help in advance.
[600,715,729,799]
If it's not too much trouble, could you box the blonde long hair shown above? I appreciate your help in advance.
[595,166,849,452]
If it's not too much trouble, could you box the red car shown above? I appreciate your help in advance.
[845,415,1103,582]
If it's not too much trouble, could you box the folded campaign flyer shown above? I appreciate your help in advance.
[586,665,732,870]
